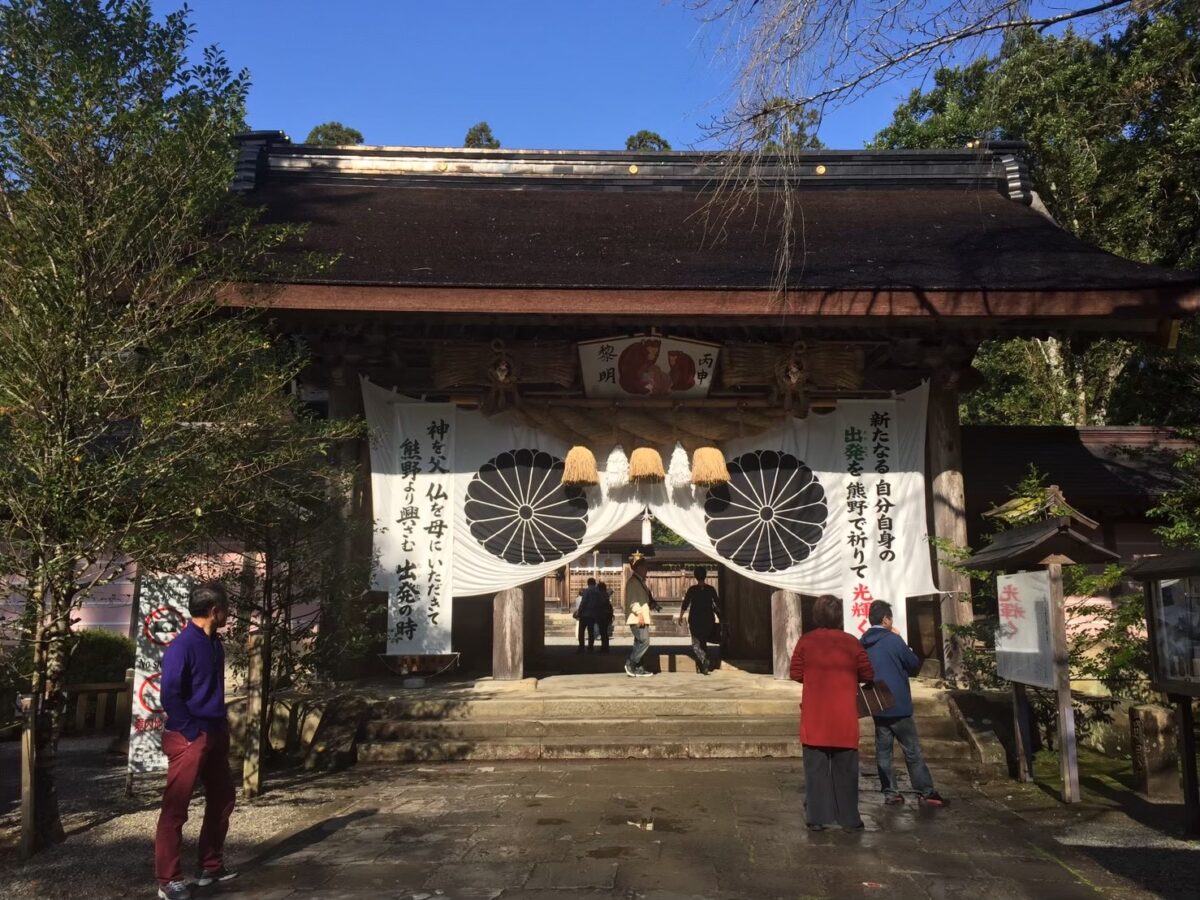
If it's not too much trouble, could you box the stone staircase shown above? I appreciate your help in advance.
[354,675,972,765]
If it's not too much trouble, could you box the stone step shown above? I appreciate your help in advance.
[356,734,972,763]
[362,713,963,742]
[367,694,952,722]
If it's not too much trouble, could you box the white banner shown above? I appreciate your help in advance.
[362,387,456,654]
[648,385,936,636]
[128,574,192,774]
[364,379,937,647]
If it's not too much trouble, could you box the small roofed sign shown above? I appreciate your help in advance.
[578,334,719,399]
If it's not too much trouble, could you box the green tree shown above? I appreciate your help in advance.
[305,121,364,145]
[871,4,1200,426]
[751,99,825,152]
[626,130,671,151]
[0,0,356,852]
[464,120,500,149]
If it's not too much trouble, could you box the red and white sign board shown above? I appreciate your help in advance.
[128,575,191,774]
[578,335,719,399]
[995,571,1055,689]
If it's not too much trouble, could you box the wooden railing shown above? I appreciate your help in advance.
[64,675,132,734]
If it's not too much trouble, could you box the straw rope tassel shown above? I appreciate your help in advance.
[604,445,630,488]
[628,447,665,483]
[667,442,691,488]
[691,447,730,487]
[562,446,599,486]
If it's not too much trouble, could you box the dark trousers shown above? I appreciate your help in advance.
[802,745,862,829]
[154,726,236,885]
[690,634,711,671]
[874,715,935,798]
[578,616,598,649]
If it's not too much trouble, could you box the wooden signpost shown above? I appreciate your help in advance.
[962,512,1118,805]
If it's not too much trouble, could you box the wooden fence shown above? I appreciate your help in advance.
[64,676,132,735]
[544,569,694,611]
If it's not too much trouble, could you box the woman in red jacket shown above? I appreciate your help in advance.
[790,595,875,831]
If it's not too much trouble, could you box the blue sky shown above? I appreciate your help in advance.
[165,0,943,150]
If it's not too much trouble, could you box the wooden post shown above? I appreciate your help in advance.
[1047,562,1080,803]
[1012,682,1035,782]
[770,590,804,680]
[927,379,973,678]
[19,693,36,860]
[1174,694,1200,836]
[243,631,265,799]
[493,588,524,681]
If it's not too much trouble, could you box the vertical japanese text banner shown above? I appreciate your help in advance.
[838,400,905,638]
[128,574,192,774]
[362,383,457,655]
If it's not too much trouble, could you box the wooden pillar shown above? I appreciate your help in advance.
[770,590,804,680]
[927,378,973,677]
[1012,682,1035,783]
[1174,694,1200,836]
[493,588,524,681]
[1047,562,1080,803]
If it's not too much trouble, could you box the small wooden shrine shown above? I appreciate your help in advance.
[227,132,1200,676]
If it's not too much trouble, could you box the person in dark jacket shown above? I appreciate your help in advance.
[789,595,874,831]
[860,600,946,807]
[678,566,721,675]
[576,579,606,653]
[153,582,238,900]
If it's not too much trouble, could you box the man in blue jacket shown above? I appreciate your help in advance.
[154,582,238,899]
[861,600,946,807]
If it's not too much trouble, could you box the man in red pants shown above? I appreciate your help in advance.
[154,582,237,900]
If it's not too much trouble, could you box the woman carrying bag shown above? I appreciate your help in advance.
[789,595,875,831]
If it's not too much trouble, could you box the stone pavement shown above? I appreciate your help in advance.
[215,759,1156,900]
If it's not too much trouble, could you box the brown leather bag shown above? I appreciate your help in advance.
[857,681,897,718]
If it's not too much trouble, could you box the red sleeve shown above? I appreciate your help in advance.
[856,643,875,683]
[789,637,805,684]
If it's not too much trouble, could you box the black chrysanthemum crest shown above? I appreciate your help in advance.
[704,450,827,573]
[464,449,589,565]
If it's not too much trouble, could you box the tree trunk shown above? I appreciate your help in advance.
[27,574,67,854]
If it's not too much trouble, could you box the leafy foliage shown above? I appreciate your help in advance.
[872,3,1200,427]
[464,120,500,149]
[625,130,671,151]
[305,121,364,145]
[0,0,358,849]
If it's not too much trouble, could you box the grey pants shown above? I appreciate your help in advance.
[628,625,650,667]
[802,745,862,829]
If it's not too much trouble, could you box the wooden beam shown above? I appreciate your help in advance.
[927,379,973,678]
[225,282,1200,322]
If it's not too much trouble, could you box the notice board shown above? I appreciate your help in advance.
[995,571,1055,689]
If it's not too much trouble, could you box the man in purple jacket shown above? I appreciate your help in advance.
[154,582,237,900]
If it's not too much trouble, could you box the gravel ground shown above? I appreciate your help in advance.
[0,735,371,900]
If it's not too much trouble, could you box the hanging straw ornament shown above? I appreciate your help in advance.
[667,442,691,488]
[691,447,730,487]
[562,445,599,486]
[629,447,666,483]
[604,444,629,488]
